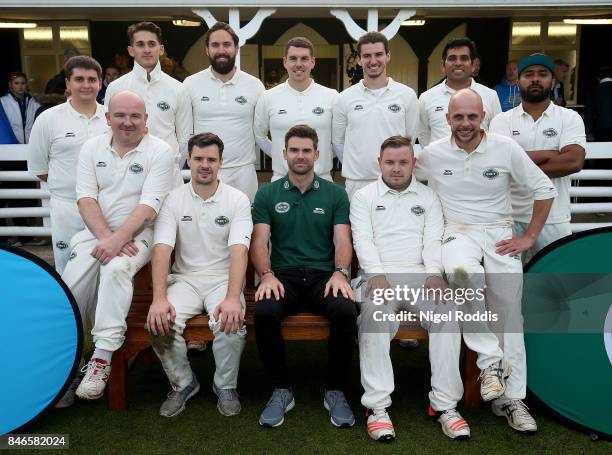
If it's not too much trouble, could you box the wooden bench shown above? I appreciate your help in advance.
[106,264,482,410]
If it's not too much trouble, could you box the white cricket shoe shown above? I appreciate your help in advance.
[492,400,538,433]
[75,358,111,400]
[435,408,471,440]
[479,360,511,402]
[366,408,395,442]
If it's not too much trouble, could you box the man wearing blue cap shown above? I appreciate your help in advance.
[490,53,586,255]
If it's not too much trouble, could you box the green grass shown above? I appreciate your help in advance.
[13,341,610,454]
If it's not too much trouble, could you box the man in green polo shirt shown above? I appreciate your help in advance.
[252,124,357,429]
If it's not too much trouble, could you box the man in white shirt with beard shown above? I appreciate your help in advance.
[184,22,264,202]
[418,38,501,147]
[28,56,108,274]
[490,53,586,255]
[255,37,338,182]
[105,21,192,166]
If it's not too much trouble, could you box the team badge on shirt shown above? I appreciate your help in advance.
[64,132,76,138]
[278,109,287,115]
[129,163,144,174]
[96,161,107,167]
[312,107,324,115]
[442,236,456,244]
[376,205,386,211]
[443,169,453,176]
[542,128,558,138]
[56,241,69,250]
[235,96,247,105]
[512,130,521,136]
[483,168,499,180]
[354,105,363,111]
[313,208,325,215]
[313,180,320,189]
[388,104,401,113]
[215,216,230,226]
[275,202,290,214]
[181,215,192,222]
[157,101,170,111]
[201,96,210,102]
[411,205,425,216]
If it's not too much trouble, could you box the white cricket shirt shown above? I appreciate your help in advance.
[489,102,586,224]
[184,68,264,169]
[27,101,108,201]
[154,181,253,275]
[332,78,419,180]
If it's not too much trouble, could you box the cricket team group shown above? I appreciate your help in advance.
[26,19,586,442]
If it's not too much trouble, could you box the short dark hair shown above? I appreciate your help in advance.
[554,59,570,68]
[284,37,314,57]
[284,124,318,150]
[442,38,478,61]
[380,136,413,157]
[188,132,224,158]
[9,71,27,82]
[65,55,102,80]
[127,22,163,45]
[204,22,239,47]
[357,31,389,55]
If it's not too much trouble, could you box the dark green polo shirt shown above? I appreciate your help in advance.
[252,175,350,271]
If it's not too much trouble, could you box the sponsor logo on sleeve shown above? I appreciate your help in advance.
[275,202,290,214]
[542,128,558,138]
[483,168,499,180]
[512,130,521,136]
[200,96,210,102]
[180,215,192,222]
[215,215,230,226]
[141,239,149,248]
[96,161,107,167]
[443,169,453,176]
[235,96,247,105]
[278,109,287,115]
[56,241,69,250]
[64,132,76,138]
[411,205,425,216]
[376,205,386,211]
[157,101,170,111]
[434,106,444,112]
[129,163,144,174]
[442,236,456,244]
[312,106,324,115]
[388,104,401,113]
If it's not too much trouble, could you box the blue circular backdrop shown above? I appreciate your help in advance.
[0,245,82,435]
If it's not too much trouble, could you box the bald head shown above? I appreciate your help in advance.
[107,90,146,114]
[105,90,148,149]
[446,89,485,151]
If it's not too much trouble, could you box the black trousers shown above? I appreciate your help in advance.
[254,268,358,392]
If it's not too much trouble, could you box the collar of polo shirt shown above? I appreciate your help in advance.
[281,174,322,192]
[442,78,475,95]
[208,66,240,85]
[66,98,105,120]
[359,77,395,93]
[133,60,162,83]
[377,175,418,196]
[450,130,488,154]
[189,178,224,202]
[285,79,315,95]
[106,130,151,156]
[518,99,555,118]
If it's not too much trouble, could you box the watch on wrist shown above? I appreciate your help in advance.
[335,267,350,281]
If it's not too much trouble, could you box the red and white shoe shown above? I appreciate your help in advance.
[75,358,111,400]
[366,408,395,442]
[430,407,471,440]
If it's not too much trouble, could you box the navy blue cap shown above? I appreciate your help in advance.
[518,53,555,75]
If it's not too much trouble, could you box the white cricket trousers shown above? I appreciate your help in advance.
[514,221,571,254]
[50,197,84,275]
[151,273,246,390]
[442,223,526,405]
[61,228,153,351]
[345,178,376,202]
[218,164,258,203]
[357,273,463,412]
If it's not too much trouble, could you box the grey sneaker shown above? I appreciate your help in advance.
[212,384,241,416]
[324,390,355,428]
[159,374,200,418]
[259,388,295,427]
[54,375,82,409]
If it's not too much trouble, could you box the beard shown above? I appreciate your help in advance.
[288,161,314,175]
[210,54,236,75]
[520,84,551,103]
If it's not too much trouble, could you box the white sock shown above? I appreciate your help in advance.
[92,347,113,363]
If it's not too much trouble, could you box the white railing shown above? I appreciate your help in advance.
[1,143,611,237]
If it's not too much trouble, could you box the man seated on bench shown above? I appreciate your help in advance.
[351,136,508,442]
[61,90,176,403]
[145,132,252,417]
[251,124,358,428]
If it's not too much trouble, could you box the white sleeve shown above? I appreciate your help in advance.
[253,93,273,157]
[404,88,419,142]
[417,95,431,147]
[228,193,254,248]
[332,143,344,163]
[414,146,430,182]
[349,189,385,274]
[484,91,502,129]
[139,148,175,213]
[175,84,193,162]
[331,94,347,146]
[75,141,99,201]
[488,114,509,137]
[153,193,178,248]
[560,110,587,150]
[27,113,50,176]
[422,192,444,276]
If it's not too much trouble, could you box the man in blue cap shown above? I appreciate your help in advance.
[490,53,585,256]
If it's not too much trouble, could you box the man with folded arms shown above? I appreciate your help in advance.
[146,132,252,417]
